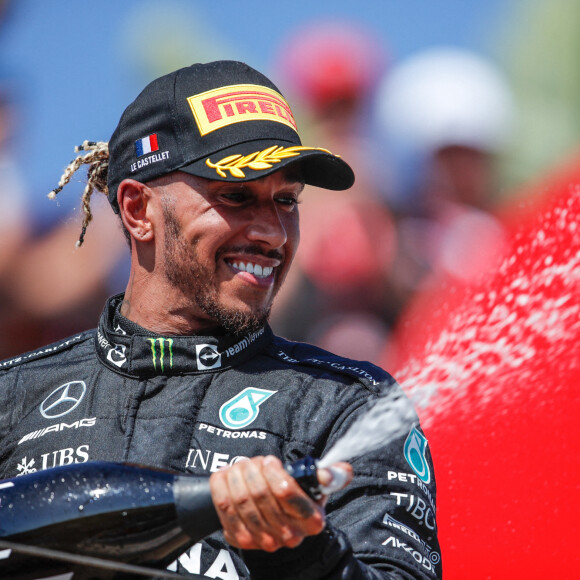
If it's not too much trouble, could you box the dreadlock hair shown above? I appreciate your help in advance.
[48,140,130,247]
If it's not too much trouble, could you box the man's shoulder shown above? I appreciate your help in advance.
[0,329,96,372]
[266,334,396,394]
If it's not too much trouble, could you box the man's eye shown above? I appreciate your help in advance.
[276,196,300,208]
[222,192,247,203]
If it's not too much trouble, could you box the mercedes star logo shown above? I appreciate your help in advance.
[40,381,87,419]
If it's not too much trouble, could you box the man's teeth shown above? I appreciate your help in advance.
[231,261,274,278]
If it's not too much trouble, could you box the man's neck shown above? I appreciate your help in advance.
[121,276,222,336]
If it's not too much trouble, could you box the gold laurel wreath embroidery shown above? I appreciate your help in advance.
[205,145,332,179]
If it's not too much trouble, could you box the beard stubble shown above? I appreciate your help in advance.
[161,201,274,337]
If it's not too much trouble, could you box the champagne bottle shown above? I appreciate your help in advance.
[0,458,326,579]
[0,461,220,579]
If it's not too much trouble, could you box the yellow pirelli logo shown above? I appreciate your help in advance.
[187,84,298,136]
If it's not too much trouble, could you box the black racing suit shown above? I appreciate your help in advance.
[0,294,441,579]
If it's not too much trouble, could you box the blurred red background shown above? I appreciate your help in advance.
[393,154,580,578]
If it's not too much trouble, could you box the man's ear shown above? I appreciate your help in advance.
[117,179,155,242]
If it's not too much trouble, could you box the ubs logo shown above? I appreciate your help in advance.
[40,381,87,419]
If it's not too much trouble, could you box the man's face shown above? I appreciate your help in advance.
[155,168,302,336]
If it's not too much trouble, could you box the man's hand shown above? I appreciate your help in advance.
[209,455,352,552]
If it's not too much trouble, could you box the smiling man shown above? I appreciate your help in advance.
[0,61,441,579]
[123,169,302,337]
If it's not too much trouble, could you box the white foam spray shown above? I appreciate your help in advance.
[318,390,416,468]
[397,184,580,428]
[319,183,580,469]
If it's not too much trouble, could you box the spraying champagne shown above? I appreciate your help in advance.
[0,458,347,579]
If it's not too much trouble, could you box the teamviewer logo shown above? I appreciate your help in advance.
[196,344,221,370]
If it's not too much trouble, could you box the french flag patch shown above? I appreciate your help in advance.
[135,134,159,157]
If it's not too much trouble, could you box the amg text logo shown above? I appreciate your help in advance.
[18,417,96,445]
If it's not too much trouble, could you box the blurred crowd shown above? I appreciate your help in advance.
[0,12,563,368]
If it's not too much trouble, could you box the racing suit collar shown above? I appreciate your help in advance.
[95,294,273,377]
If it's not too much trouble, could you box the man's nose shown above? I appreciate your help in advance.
[245,204,288,247]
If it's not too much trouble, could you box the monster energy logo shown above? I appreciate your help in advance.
[147,338,174,371]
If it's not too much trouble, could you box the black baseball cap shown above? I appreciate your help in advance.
[107,60,355,213]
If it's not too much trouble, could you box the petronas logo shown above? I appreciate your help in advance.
[404,425,431,484]
[219,387,276,429]
[147,338,174,372]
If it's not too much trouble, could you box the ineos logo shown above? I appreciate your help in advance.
[40,381,87,419]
